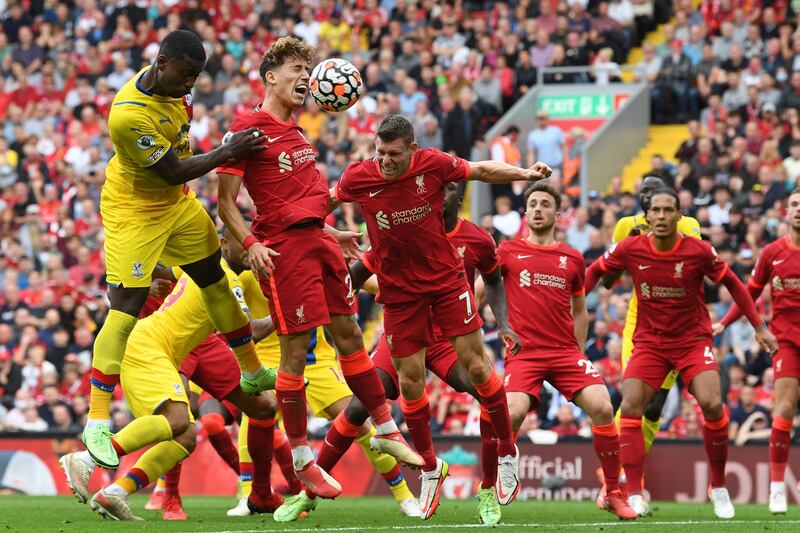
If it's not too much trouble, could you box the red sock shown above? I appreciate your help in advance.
[111,438,128,457]
[338,348,392,426]
[276,371,309,449]
[248,417,275,499]
[400,393,437,471]
[200,412,239,474]
[620,416,645,494]
[475,373,514,456]
[273,429,302,494]
[480,406,498,489]
[165,462,181,496]
[592,423,621,492]
[770,415,793,483]
[317,412,360,472]
[702,412,729,488]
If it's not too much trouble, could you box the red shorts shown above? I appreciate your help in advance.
[198,390,240,420]
[179,334,240,401]
[371,334,459,393]
[260,225,354,335]
[624,339,717,391]
[773,341,800,380]
[383,282,483,357]
[503,350,604,404]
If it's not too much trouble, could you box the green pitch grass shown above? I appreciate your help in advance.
[1,495,797,533]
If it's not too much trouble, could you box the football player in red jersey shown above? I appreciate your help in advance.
[714,188,800,514]
[585,188,779,519]
[331,115,551,518]
[488,181,637,521]
[217,37,419,500]
[286,182,520,523]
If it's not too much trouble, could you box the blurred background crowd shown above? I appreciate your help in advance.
[0,0,794,446]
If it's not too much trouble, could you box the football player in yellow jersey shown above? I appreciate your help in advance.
[60,232,279,521]
[228,266,420,520]
[85,29,273,470]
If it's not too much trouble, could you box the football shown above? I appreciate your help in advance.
[309,58,364,112]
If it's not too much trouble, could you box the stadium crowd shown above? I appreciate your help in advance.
[0,0,792,446]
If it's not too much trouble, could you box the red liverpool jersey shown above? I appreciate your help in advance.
[217,107,329,240]
[498,239,585,354]
[335,148,470,303]
[748,235,800,344]
[597,233,727,348]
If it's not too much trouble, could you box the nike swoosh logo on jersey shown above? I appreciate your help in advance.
[266,135,284,142]
[464,314,477,324]
[773,259,785,265]
[517,254,533,259]
[638,265,652,270]
[369,190,384,197]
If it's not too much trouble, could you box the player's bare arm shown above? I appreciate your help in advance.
[717,268,779,354]
[467,159,552,184]
[571,293,589,351]
[324,225,362,261]
[217,171,279,280]
[151,128,266,186]
[481,267,521,355]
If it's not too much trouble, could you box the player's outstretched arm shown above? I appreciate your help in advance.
[218,171,279,280]
[718,268,778,354]
[584,259,610,293]
[481,267,521,355]
[152,128,266,185]
[712,283,764,335]
[467,160,552,184]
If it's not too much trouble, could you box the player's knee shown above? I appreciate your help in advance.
[774,399,796,421]
[464,357,490,384]
[398,375,424,399]
[330,315,363,353]
[590,402,614,425]
[619,398,643,419]
[160,401,191,436]
[243,396,276,420]
[175,423,198,454]
[699,397,724,420]
[344,398,371,424]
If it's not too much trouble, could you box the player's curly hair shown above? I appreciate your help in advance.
[524,180,561,210]
[259,37,315,85]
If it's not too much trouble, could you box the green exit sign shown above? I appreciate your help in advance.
[538,94,624,118]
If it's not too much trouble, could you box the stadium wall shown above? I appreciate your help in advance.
[1,434,796,504]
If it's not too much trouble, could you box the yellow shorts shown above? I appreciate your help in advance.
[102,194,219,288]
[256,345,351,419]
[121,333,194,423]
[621,330,679,391]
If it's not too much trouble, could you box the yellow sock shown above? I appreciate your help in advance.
[199,276,261,373]
[114,414,173,454]
[114,440,190,495]
[238,415,252,499]
[88,310,137,421]
[642,416,661,454]
[356,428,413,503]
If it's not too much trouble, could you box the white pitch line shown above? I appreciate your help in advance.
[203,518,800,533]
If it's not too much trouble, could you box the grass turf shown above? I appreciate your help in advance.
[0,495,797,532]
